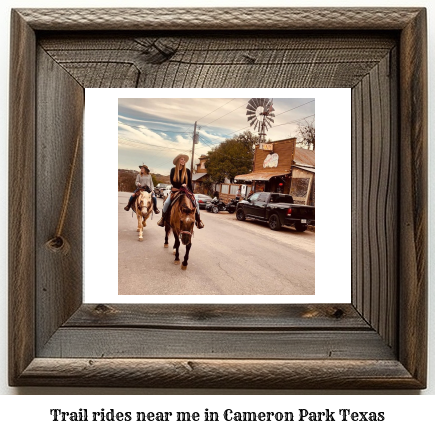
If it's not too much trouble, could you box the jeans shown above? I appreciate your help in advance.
[163,195,200,214]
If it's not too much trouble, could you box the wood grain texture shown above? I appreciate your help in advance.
[351,51,398,351]
[398,8,428,386]
[35,48,84,353]
[38,328,395,360]
[8,7,427,389]
[65,304,369,329]
[15,8,422,31]
[8,10,36,386]
[17,358,420,389]
[38,33,397,88]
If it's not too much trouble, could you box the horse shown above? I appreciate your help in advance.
[164,193,196,270]
[133,190,153,241]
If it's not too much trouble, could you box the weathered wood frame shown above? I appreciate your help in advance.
[9,8,427,388]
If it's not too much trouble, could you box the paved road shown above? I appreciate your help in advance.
[118,192,315,295]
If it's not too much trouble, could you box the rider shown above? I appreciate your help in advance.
[124,164,160,214]
[157,154,204,229]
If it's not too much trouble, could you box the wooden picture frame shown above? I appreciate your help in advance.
[9,8,427,389]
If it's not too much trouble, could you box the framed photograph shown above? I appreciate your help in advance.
[9,8,427,388]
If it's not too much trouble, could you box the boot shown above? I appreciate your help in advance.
[195,212,204,229]
[153,201,160,214]
[124,195,135,211]
[157,211,167,227]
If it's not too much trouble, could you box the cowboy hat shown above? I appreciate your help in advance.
[173,154,189,165]
[139,164,149,171]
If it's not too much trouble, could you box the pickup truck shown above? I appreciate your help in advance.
[236,192,315,231]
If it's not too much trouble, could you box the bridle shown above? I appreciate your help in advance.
[178,198,195,239]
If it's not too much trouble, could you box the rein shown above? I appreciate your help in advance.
[176,193,195,239]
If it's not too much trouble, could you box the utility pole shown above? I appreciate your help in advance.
[191,121,197,174]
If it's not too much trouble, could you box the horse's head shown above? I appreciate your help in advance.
[178,196,195,245]
[137,191,152,216]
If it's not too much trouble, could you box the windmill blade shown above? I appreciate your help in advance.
[247,101,258,112]
[259,98,266,109]
[266,116,275,124]
[247,98,256,108]
[250,118,257,127]
[246,109,256,116]
[247,114,257,122]
[264,99,273,112]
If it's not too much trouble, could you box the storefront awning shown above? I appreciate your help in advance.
[234,171,289,182]
[192,173,208,181]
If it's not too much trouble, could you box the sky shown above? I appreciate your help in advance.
[118,98,315,175]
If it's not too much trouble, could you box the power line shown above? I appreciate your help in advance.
[274,99,315,117]
[199,101,248,128]
[195,98,235,123]
[223,114,315,137]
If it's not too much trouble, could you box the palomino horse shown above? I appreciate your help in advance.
[164,193,196,270]
[134,190,153,241]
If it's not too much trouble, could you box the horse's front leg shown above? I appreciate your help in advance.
[137,213,143,241]
[181,242,192,270]
[173,236,180,264]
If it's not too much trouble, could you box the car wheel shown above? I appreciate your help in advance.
[236,208,246,221]
[295,222,307,232]
[268,214,282,231]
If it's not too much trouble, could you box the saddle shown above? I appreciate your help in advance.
[170,187,197,209]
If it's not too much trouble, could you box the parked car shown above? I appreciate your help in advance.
[154,183,170,198]
[236,192,315,231]
[206,197,238,213]
[162,185,172,200]
[194,194,213,209]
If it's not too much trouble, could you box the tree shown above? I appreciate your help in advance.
[296,119,315,150]
[205,131,257,183]
[151,174,158,188]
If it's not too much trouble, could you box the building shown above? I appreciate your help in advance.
[234,138,315,205]
[192,154,211,193]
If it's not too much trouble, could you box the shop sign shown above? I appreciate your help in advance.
[263,153,279,168]
[259,143,274,151]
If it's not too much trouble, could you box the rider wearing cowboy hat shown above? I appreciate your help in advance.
[157,153,204,229]
[124,164,160,214]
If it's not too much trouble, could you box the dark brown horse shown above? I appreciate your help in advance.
[164,193,196,270]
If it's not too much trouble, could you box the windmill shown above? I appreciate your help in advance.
[246,98,275,149]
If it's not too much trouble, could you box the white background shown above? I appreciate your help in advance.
[85,88,351,304]
[0,0,434,426]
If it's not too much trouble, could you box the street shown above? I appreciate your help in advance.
[118,192,315,295]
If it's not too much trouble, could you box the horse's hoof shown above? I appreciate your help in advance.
[174,260,180,265]
[181,265,187,270]
[164,244,169,248]
[139,238,143,242]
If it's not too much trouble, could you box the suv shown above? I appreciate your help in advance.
[154,183,170,198]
